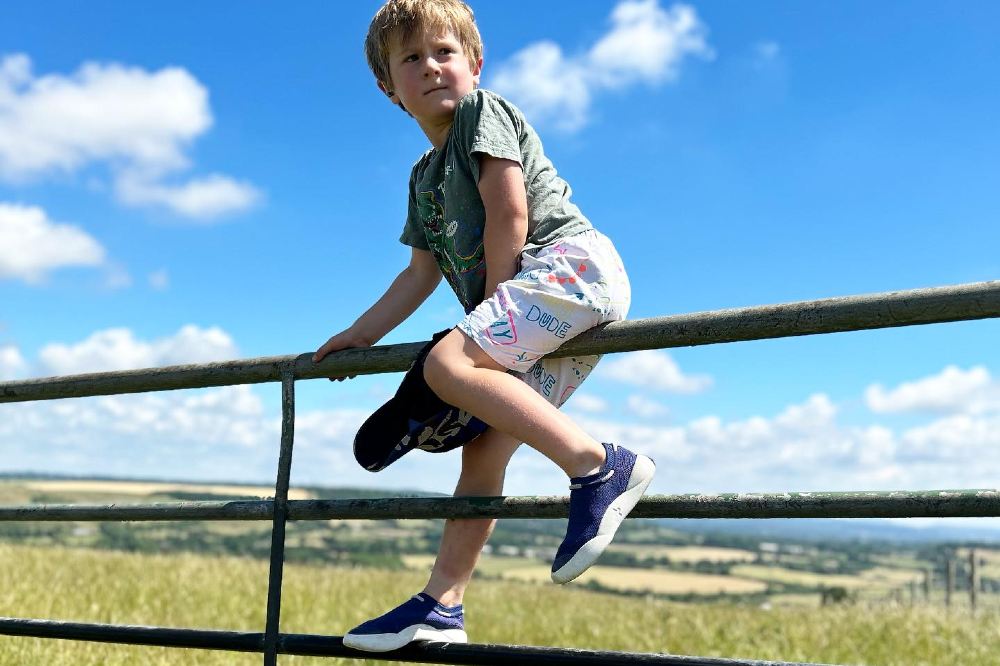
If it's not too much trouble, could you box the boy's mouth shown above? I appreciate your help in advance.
[424,86,448,95]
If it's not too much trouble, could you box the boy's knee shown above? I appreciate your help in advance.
[455,459,506,496]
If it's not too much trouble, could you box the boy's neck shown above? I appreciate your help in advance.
[418,116,454,151]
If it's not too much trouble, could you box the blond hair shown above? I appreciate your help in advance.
[365,0,483,94]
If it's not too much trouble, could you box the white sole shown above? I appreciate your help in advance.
[342,625,467,652]
[551,454,656,584]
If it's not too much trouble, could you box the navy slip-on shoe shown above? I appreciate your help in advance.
[343,593,467,652]
[353,328,488,472]
[551,442,656,584]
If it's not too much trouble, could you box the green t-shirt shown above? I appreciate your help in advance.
[400,89,593,312]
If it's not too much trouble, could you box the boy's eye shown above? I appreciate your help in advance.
[403,54,418,62]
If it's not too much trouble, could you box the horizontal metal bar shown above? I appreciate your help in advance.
[0,617,262,652]
[2,280,997,403]
[0,500,271,521]
[1,489,996,522]
[0,618,834,665]
[280,632,833,665]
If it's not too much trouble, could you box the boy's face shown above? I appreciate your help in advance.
[382,27,482,128]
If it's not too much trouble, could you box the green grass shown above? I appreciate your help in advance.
[1,544,998,666]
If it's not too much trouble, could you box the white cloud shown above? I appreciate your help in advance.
[600,349,712,393]
[753,41,781,63]
[0,344,27,380]
[0,203,106,284]
[116,171,261,221]
[0,386,282,480]
[563,391,999,494]
[866,365,998,415]
[490,1,713,130]
[37,325,239,376]
[101,261,132,290]
[0,53,259,219]
[566,392,608,413]
[626,394,668,418]
[148,268,169,291]
[1,375,997,499]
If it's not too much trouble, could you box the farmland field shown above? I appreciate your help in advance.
[1,544,997,666]
[730,564,922,591]
[606,544,757,563]
[405,553,767,595]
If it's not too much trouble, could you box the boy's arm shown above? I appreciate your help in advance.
[478,155,528,299]
[313,247,441,367]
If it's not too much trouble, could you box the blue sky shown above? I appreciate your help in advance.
[0,1,997,525]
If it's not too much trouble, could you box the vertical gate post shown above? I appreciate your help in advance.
[946,559,955,608]
[263,369,296,665]
[968,549,978,612]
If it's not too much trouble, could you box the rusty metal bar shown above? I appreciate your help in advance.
[263,370,296,666]
[0,617,836,665]
[2,280,997,403]
[1,489,997,522]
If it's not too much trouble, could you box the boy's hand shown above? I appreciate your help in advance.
[313,328,372,381]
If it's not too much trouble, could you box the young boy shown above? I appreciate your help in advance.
[312,0,655,651]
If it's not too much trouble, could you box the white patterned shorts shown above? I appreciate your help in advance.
[457,229,631,408]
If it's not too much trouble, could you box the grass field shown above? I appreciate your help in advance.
[404,554,767,595]
[1,544,992,665]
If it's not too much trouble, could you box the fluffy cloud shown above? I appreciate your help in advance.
[566,392,608,413]
[0,385,281,481]
[626,394,668,418]
[0,53,259,219]
[37,325,239,376]
[148,269,169,291]
[562,390,998,494]
[0,344,26,380]
[0,203,106,283]
[600,349,712,393]
[753,41,781,64]
[490,1,713,130]
[865,365,998,415]
[116,171,261,220]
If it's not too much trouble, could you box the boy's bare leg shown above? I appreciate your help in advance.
[422,428,521,607]
[424,329,605,479]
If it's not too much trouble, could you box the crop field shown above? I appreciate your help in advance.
[606,544,758,563]
[1,544,997,666]
[729,564,922,591]
[501,563,769,595]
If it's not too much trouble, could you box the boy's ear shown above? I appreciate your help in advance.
[471,57,483,87]
[377,79,398,102]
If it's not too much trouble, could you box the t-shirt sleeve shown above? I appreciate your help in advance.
[454,91,523,184]
[399,162,430,250]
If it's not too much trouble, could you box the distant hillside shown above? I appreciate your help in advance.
[658,518,1000,545]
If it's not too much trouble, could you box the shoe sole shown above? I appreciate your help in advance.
[342,625,467,652]
[551,454,656,584]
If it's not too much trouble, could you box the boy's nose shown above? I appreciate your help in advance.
[423,57,442,76]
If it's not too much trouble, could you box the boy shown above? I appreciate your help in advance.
[312,0,655,651]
